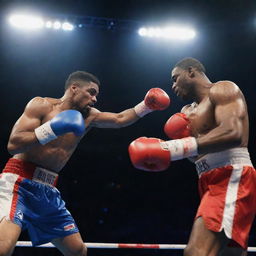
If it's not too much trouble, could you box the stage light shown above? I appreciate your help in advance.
[62,22,74,31]
[45,21,52,28]
[53,21,61,30]
[8,13,75,32]
[9,14,44,30]
[138,26,196,40]
[138,27,147,36]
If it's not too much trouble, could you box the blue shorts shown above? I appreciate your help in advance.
[0,158,79,246]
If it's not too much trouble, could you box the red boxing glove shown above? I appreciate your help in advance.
[144,88,170,110]
[128,136,198,172]
[134,88,170,117]
[128,137,170,172]
[164,113,191,139]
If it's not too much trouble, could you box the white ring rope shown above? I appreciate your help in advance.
[16,241,256,252]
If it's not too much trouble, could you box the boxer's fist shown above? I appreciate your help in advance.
[144,88,170,111]
[35,110,85,145]
[164,113,191,139]
[134,88,170,117]
[50,110,85,136]
[128,137,170,172]
[129,136,198,171]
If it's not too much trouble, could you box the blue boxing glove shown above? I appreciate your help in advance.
[35,110,85,145]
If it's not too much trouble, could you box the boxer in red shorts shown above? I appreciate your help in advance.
[129,57,255,256]
[0,71,170,256]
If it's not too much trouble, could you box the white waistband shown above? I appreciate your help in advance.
[32,167,58,187]
[195,147,253,177]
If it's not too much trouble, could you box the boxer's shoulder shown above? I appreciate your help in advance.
[25,97,55,117]
[211,80,238,89]
[84,107,100,125]
[209,81,241,104]
[210,81,240,94]
[27,97,56,108]
[86,107,100,118]
[45,97,62,105]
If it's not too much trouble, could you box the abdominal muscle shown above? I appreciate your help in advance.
[13,133,82,173]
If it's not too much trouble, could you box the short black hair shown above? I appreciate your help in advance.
[65,71,100,90]
[174,57,206,73]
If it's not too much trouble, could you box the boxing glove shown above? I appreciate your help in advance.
[128,137,171,171]
[129,136,198,171]
[164,113,191,139]
[35,110,85,145]
[134,88,170,117]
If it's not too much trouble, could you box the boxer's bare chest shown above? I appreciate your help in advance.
[43,108,93,147]
[18,100,95,171]
[183,97,216,138]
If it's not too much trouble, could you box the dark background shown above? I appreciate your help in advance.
[0,0,256,255]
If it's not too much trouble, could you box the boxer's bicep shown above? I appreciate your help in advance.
[211,82,246,135]
[91,111,119,128]
[215,99,245,127]
[90,108,138,128]
[196,82,247,153]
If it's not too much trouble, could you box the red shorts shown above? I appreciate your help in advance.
[196,164,256,249]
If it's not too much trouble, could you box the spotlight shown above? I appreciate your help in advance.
[138,27,147,36]
[45,21,52,28]
[8,13,75,32]
[53,21,61,30]
[138,26,196,40]
[62,22,74,31]
[9,14,44,30]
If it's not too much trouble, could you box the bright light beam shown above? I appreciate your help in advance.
[62,22,74,31]
[8,13,74,32]
[138,26,196,40]
[9,14,44,30]
[45,21,53,28]
[53,21,62,30]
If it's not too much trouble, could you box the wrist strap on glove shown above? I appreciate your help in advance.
[35,121,57,145]
[160,137,198,161]
[134,101,153,117]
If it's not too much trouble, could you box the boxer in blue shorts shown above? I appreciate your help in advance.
[0,71,170,256]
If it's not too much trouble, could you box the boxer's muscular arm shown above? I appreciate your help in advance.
[90,88,170,128]
[89,108,140,128]
[197,81,246,154]
[7,97,50,154]
[128,82,246,171]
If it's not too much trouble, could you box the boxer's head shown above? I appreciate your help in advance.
[65,71,100,112]
[171,57,206,100]
[65,71,100,91]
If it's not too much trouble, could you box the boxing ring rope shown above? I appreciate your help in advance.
[16,241,256,252]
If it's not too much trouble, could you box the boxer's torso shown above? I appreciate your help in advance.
[14,97,99,172]
[182,82,249,161]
